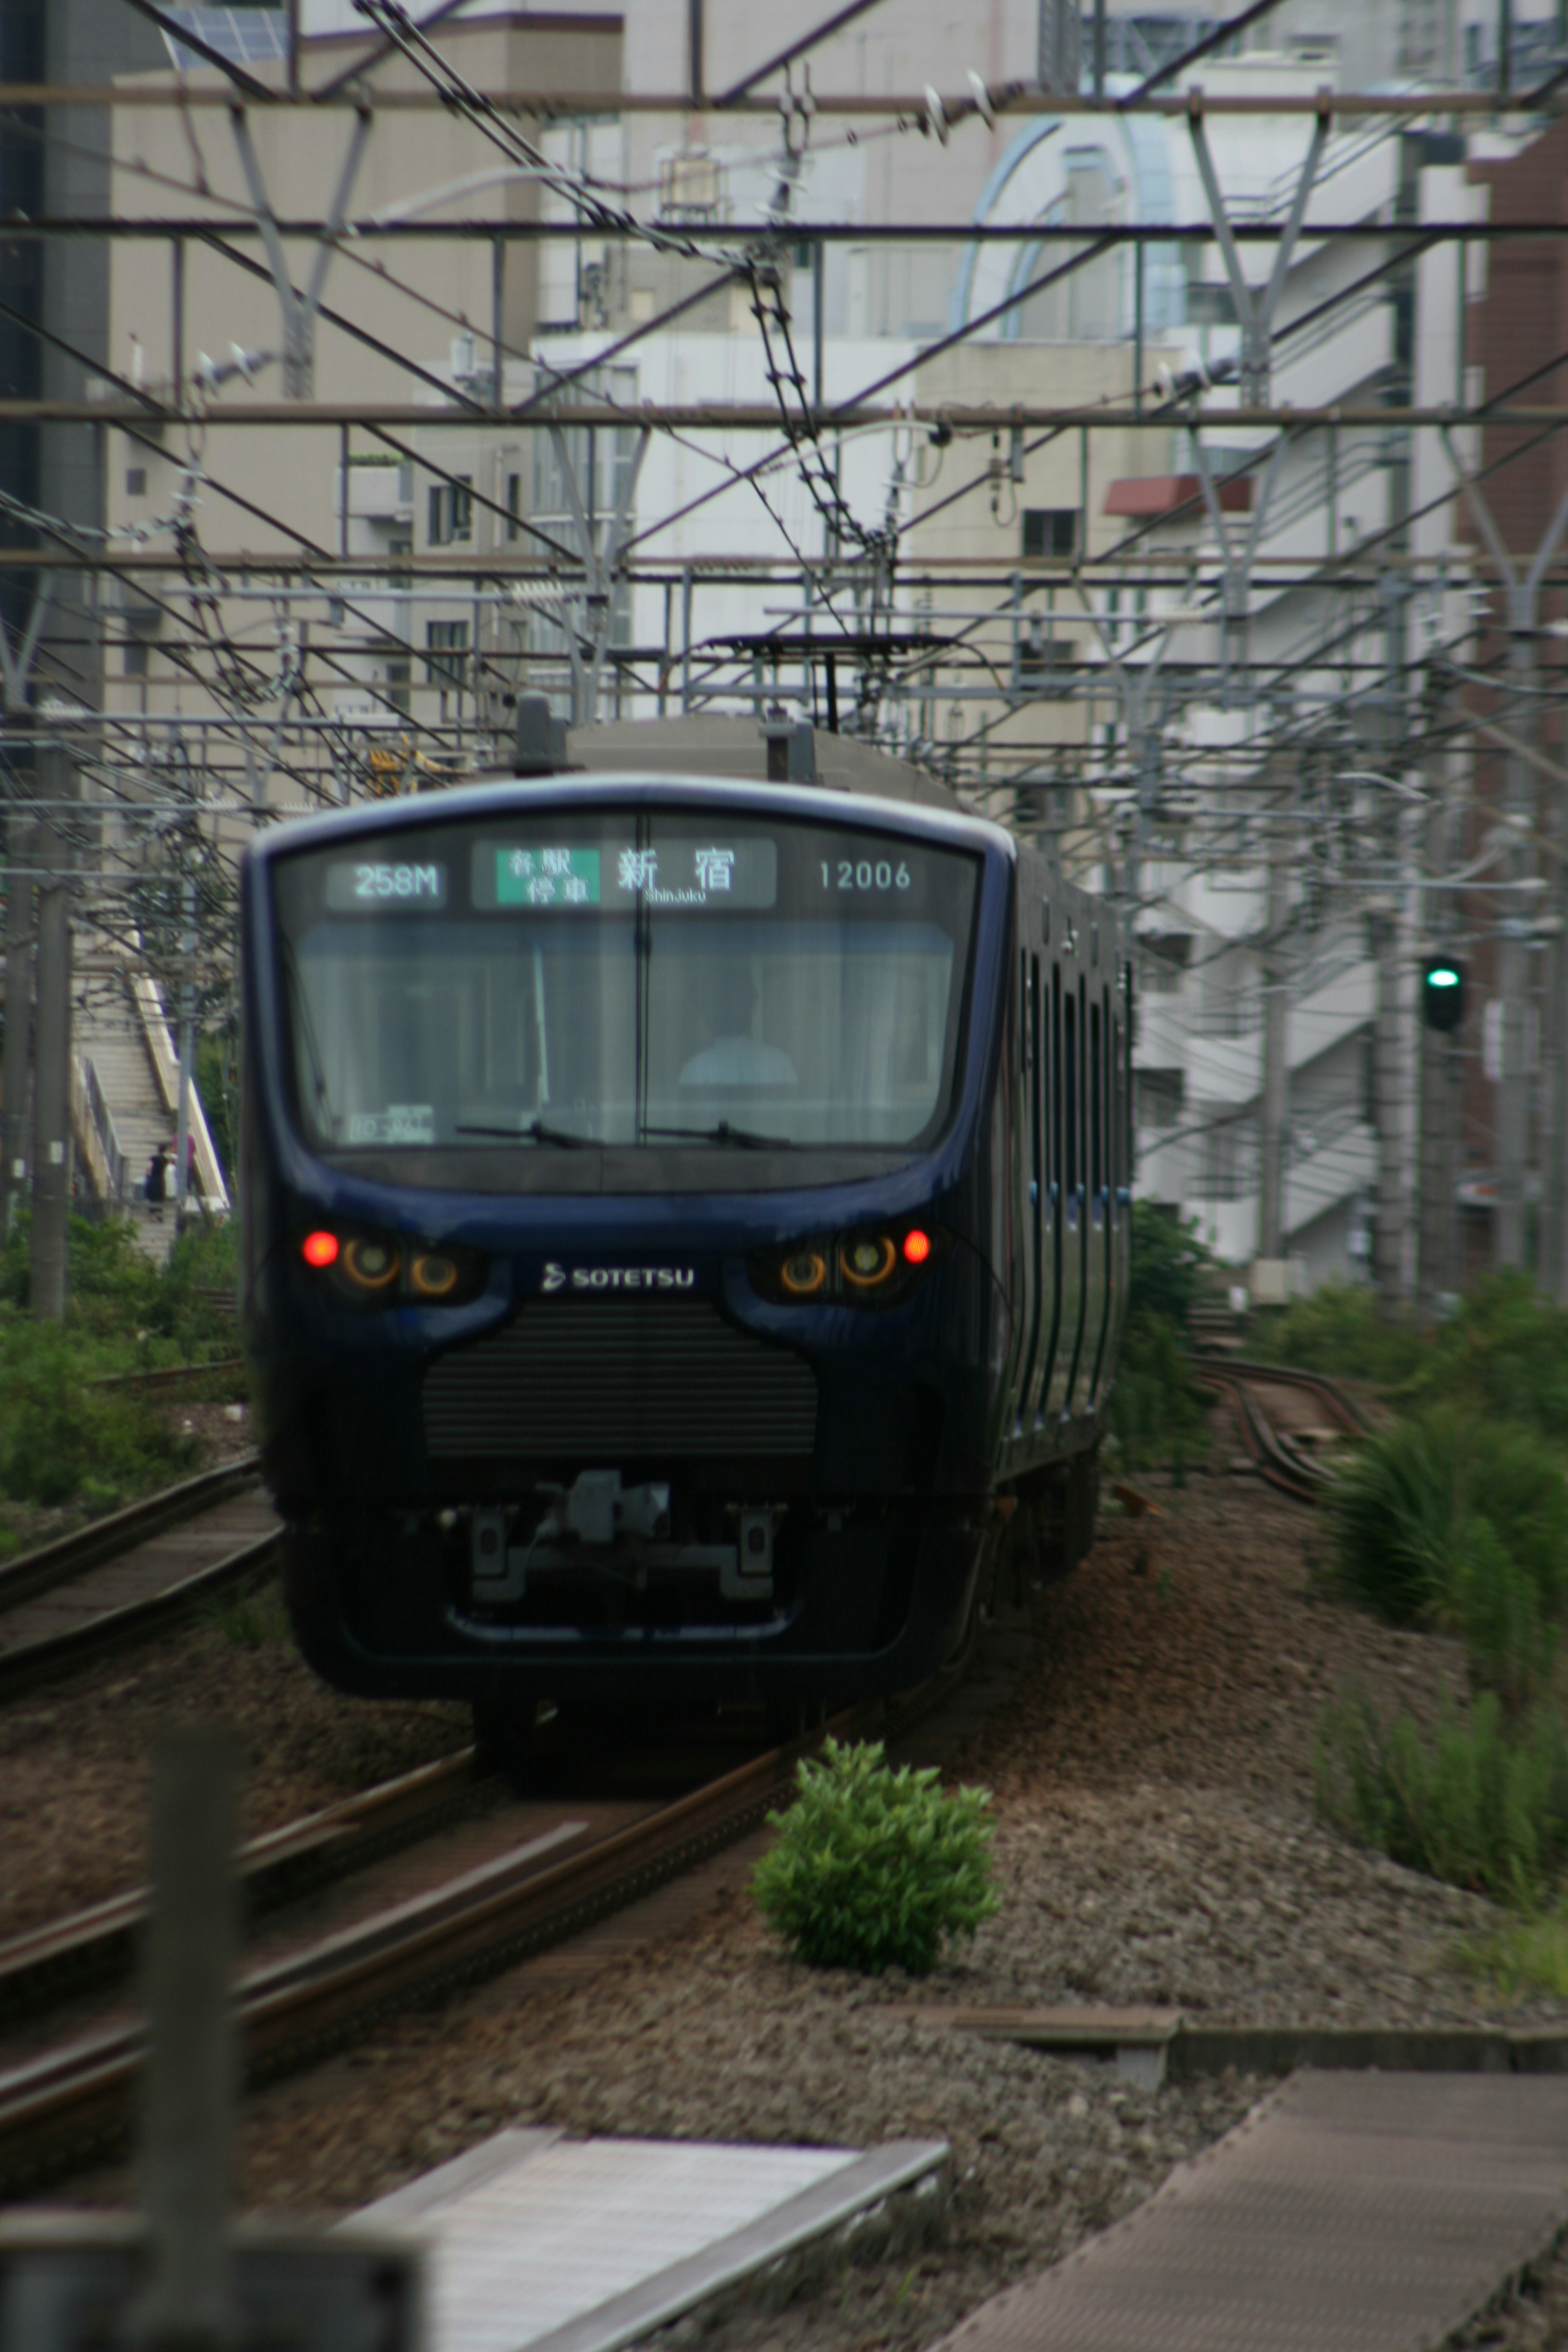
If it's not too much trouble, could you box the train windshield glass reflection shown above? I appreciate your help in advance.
[273,811,979,1156]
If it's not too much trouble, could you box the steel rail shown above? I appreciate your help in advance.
[1192,1360,1366,1501]
[0,1456,261,1619]
[89,1357,245,1393]
[0,1745,483,2031]
[0,1530,280,1702]
[0,1693,920,2192]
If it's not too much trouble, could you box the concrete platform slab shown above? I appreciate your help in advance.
[935,2071,1568,2352]
[354,2129,949,2352]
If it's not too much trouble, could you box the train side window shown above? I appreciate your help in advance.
[1038,960,1049,1198]
[1051,963,1062,1200]
[1111,1006,1123,1193]
[1030,956,1042,1192]
[1090,998,1102,1196]
[1064,989,1078,1194]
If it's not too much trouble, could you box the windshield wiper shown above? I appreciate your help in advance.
[641,1121,794,1151]
[456,1118,592,1149]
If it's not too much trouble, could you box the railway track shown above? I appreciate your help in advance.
[0,1680,951,2195]
[1193,1358,1372,1502]
[90,1356,246,1393]
[0,1457,279,1698]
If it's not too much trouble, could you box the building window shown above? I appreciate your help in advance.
[1140,933,1193,994]
[1017,620,1075,694]
[386,657,411,715]
[1022,508,1077,559]
[424,621,469,688]
[1137,1067,1184,1130]
[428,477,473,546]
[124,638,149,677]
[506,472,522,542]
[125,467,147,499]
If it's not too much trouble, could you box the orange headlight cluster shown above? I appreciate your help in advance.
[298,1227,485,1309]
[751,1224,948,1309]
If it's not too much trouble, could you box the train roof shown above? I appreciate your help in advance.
[563,717,962,813]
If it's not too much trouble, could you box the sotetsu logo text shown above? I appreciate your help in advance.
[541,1263,696,1293]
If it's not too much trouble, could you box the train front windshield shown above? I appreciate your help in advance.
[272,809,980,1160]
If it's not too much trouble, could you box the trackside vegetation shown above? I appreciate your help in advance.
[752,1737,999,1975]
[1311,1276,1568,1935]
[0,1212,239,1539]
[1106,1203,1213,1473]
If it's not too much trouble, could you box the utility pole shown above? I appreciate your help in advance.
[1493,636,1534,1272]
[1258,809,1290,1262]
[1370,895,1407,1309]
[129,1727,238,2352]
[1418,748,1462,1318]
[174,871,196,1225]
[1,802,31,1240]
[29,739,72,1320]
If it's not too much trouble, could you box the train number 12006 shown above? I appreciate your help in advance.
[820,858,911,892]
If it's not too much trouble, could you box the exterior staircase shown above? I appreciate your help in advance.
[72,967,228,1261]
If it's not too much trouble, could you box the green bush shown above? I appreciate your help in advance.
[0,1319,198,1510]
[1108,1310,1211,1473]
[0,1209,236,1363]
[1258,1281,1425,1386]
[1328,1412,1568,1695]
[1128,1202,1212,1325]
[1450,1515,1552,1718]
[1410,1273,1568,1441]
[1328,1412,1465,1626]
[752,1737,999,1976]
[1315,1688,1568,1906]
[0,1208,239,1519]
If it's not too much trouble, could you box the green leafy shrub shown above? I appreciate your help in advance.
[0,1319,198,1510]
[1328,1412,1465,1626]
[1315,1688,1568,1906]
[1128,1202,1212,1325]
[1108,1310,1211,1473]
[1450,1516,1552,1717]
[752,1737,998,1976]
[1328,1412,1568,1692]
[1409,1272,1568,1440]
[1258,1281,1425,1386]
[0,1209,239,1519]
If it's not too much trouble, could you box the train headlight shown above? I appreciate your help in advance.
[300,1226,486,1307]
[410,1250,460,1301]
[749,1223,948,1307]
[342,1236,401,1292]
[841,1235,897,1290]
[780,1249,828,1296]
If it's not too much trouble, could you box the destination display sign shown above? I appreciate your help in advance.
[471,836,777,912]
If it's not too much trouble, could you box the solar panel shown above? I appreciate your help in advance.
[162,9,290,73]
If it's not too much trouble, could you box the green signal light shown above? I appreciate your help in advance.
[1427,967,1461,988]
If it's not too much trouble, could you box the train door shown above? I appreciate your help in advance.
[1111,962,1132,1361]
[1032,925,1058,1429]
[1015,951,1045,1434]
[1050,967,1082,1417]
[1064,972,1091,1416]
[1011,946,1040,1439]
[989,940,1026,1459]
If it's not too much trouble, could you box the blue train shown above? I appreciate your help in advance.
[239,717,1130,1745]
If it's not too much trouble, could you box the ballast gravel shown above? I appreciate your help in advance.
[27,1439,1568,2350]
